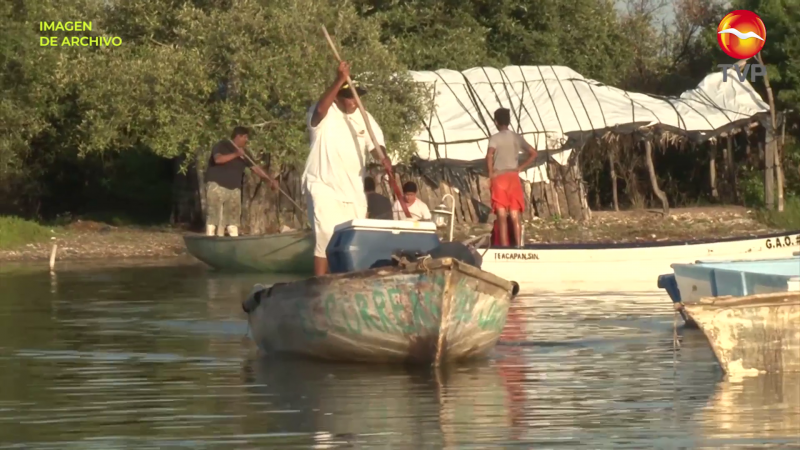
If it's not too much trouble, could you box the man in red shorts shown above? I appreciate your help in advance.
[486,108,538,247]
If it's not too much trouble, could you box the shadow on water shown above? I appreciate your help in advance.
[0,260,798,448]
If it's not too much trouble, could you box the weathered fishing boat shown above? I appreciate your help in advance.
[657,255,800,325]
[183,231,313,274]
[683,292,800,376]
[242,256,519,364]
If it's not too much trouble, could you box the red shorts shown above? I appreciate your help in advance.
[491,171,525,212]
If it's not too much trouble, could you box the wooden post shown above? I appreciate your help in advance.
[49,243,57,272]
[710,141,719,199]
[644,140,669,216]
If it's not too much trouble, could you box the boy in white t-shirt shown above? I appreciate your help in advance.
[301,61,393,276]
[393,181,431,221]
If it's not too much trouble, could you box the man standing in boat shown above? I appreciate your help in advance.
[204,126,278,237]
[302,61,392,276]
[486,108,538,247]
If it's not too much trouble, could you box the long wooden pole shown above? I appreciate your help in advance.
[239,149,310,227]
[321,26,411,218]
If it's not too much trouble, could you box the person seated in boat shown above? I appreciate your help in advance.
[302,60,392,276]
[364,176,393,220]
[486,108,537,247]
[392,181,432,221]
[204,126,277,237]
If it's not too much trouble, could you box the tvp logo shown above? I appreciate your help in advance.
[715,10,767,83]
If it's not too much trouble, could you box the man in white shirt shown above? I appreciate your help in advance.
[302,61,392,276]
[393,181,432,221]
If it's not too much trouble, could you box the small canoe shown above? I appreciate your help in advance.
[242,257,520,364]
[684,292,800,376]
[183,231,313,274]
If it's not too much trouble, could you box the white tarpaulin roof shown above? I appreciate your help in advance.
[408,65,769,183]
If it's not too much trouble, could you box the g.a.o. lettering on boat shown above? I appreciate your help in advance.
[494,251,539,261]
[765,235,799,249]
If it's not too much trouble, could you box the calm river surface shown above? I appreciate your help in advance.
[0,260,798,449]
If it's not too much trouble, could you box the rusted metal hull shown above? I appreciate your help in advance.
[684,292,800,376]
[243,257,518,365]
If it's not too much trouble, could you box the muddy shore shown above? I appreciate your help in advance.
[0,206,790,264]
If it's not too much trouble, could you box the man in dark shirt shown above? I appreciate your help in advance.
[205,126,277,237]
[364,176,393,220]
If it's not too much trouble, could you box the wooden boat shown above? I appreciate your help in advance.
[242,257,520,364]
[480,229,800,287]
[683,292,800,376]
[183,231,314,274]
[658,255,800,325]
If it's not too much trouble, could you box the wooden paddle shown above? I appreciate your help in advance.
[321,26,412,219]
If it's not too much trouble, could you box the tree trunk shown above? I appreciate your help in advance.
[755,53,781,211]
[241,171,274,235]
[195,147,208,226]
[609,147,619,211]
[771,127,783,211]
[764,126,776,210]
[725,135,736,202]
[644,140,669,216]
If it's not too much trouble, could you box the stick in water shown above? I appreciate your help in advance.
[49,243,57,272]
[320,26,412,218]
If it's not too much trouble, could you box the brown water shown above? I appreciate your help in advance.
[0,261,798,449]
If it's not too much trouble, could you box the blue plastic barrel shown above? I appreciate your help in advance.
[326,219,441,273]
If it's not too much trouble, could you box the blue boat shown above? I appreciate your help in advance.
[658,255,800,324]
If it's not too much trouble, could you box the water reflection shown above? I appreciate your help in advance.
[0,261,798,448]
[244,357,515,448]
[698,374,800,447]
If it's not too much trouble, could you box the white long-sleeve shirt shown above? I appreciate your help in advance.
[393,198,432,221]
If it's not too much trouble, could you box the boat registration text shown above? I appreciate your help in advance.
[765,235,800,249]
[494,252,539,261]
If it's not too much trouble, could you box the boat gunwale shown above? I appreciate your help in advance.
[182,231,312,243]
[266,257,515,294]
[686,291,800,309]
[492,229,800,251]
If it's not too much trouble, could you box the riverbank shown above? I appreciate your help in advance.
[0,218,189,262]
[0,206,796,263]
[454,205,795,244]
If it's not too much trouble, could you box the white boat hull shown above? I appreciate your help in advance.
[480,232,800,288]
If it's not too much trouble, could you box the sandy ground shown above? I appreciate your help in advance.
[0,206,789,263]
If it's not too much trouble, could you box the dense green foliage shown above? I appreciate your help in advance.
[1,0,799,223]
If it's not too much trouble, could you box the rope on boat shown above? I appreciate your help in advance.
[672,306,681,373]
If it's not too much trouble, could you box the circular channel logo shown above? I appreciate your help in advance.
[717,10,766,59]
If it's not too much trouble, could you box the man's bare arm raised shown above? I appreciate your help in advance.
[310,61,350,128]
